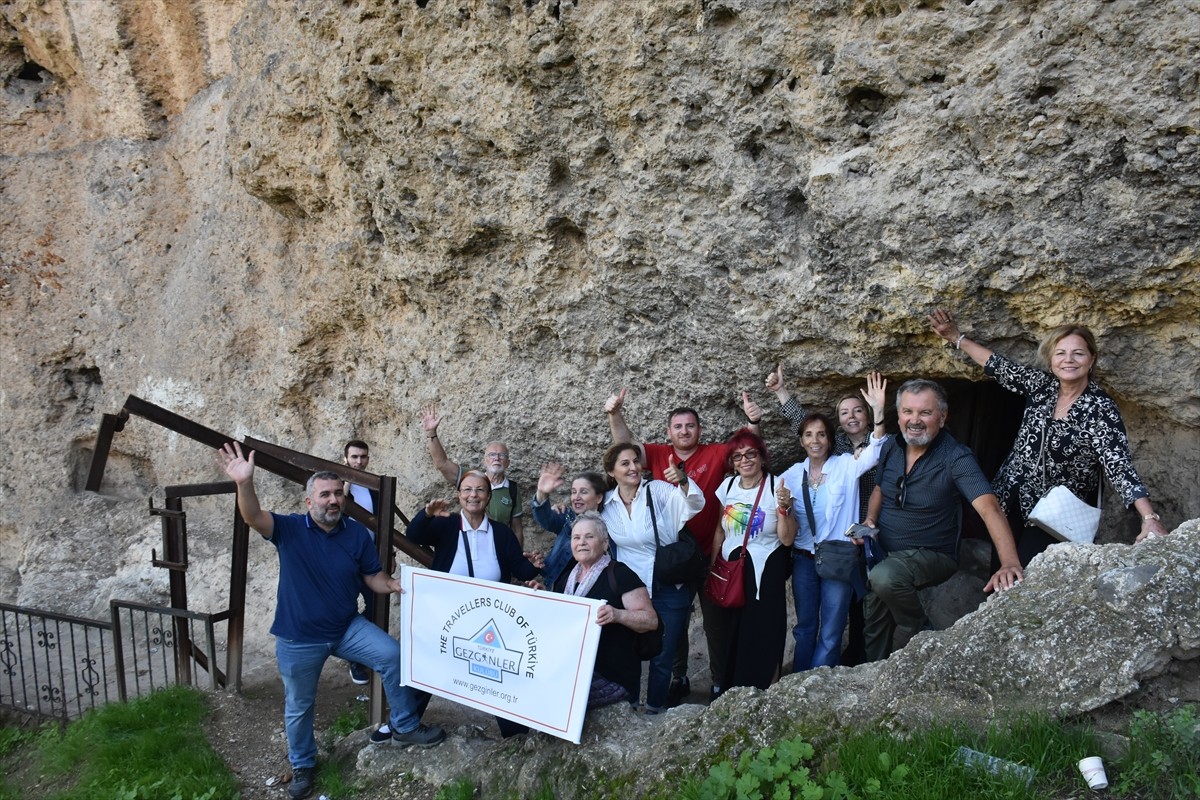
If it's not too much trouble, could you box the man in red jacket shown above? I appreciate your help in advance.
[605,388,761,703]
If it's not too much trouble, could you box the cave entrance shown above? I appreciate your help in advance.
[938,378,1025,542]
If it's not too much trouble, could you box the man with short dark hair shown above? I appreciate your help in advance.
[605,388,762,703]
[343,439,378,515]
[219,442,443,800]
[342,439,380,686]
[860,379,1023,662]
[419,405,525,546]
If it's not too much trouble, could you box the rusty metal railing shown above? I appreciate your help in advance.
[0,600,227,723]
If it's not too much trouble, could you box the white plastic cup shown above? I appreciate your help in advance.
[1078,756,1108,790]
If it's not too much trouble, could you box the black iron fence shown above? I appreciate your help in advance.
[0,600,229,723]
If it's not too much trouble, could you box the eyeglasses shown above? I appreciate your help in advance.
[896,473,907,509]
[731,451,760,463]
[484,452,509,461]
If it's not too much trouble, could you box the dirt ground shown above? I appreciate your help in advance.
[203,659,462,800]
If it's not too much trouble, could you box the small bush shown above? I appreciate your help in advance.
[1114,705,1200,799]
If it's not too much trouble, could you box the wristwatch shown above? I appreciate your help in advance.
[1142,513,1160,522]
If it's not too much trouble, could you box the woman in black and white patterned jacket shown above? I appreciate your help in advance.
[928,309,1170,565]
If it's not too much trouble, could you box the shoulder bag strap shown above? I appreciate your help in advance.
[646,485,661,550]
[458,516,475,578]
[801,471,819,544]
[738,478,767,554]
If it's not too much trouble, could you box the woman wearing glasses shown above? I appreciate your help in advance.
[708,429,795,691]
[780,373,888,672]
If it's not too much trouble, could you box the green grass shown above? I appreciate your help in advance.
[831,714,1098,799]
[325,702,369,743]
[31,684,239,800]
[6,691,1197,800]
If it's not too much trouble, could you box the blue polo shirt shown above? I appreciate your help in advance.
[876,431,994,557]
[268,512,383,642]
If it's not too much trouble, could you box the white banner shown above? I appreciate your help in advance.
[398,565,603,744]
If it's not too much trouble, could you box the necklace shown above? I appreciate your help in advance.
[808,472,826,489]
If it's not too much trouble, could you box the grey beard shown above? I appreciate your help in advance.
[902,429,932,447]
[313,508,342,526]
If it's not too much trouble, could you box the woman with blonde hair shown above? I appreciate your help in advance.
[928,310,1169,563]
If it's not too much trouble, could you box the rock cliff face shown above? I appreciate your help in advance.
[1,0,1197,652]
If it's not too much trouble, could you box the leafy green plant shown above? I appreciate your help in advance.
[681,735,913,800]
[1114,705,1200,799]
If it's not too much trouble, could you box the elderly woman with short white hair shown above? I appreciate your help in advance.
[554,511,658,707]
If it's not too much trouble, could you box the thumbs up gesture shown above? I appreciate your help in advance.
[776,477,793,512]
[664,454,688,486]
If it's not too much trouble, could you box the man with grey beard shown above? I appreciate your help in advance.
[857,379,1023,662]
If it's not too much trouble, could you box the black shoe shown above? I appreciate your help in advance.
[289,766,315,799]
[368,724,392,744]
[709,684,723,703]
[348,662,370,685]
[392,723,446,747]
[666,675,690,706]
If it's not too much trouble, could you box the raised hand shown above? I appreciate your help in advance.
[604,387,627,415]
[537,462,565,499]
[764,363,785,393]
[860,372,888,424]
[742,391,762,424]
[424,498,451,517]
[420,405,442,435]
[218,442,255,485]
[927,308,962,344]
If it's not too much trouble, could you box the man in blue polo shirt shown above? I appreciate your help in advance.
[219,442,443,800]
[860,379,1023,662]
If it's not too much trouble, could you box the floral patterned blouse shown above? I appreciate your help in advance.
[984,352,1149,522]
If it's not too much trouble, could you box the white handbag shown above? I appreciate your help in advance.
[1028,485,1101,544]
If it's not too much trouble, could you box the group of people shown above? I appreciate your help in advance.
[220,313,1172,799]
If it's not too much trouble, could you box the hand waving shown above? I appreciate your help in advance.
[537,462,565,497]
[218,442,255,485]
[420,405,442,435]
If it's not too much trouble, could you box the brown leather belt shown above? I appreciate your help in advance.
[792,548,814,559]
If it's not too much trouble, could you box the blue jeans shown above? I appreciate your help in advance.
[647,581,695,709]
[791,550,819,672]
[275,616,427,768]
[792,550,854,670]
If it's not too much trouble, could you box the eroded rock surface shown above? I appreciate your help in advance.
[1,0,1197,677]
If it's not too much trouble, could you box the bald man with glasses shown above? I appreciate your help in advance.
[420,406,525,546]
[858,379,1022,663]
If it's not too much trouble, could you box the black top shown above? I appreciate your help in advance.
[556,560,645,701]
[876,430,994,557]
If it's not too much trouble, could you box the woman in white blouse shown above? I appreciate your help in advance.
[781,373,887,672]
[599,442,703,713]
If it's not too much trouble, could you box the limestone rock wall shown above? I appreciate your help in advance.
[1,0,1198,660]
